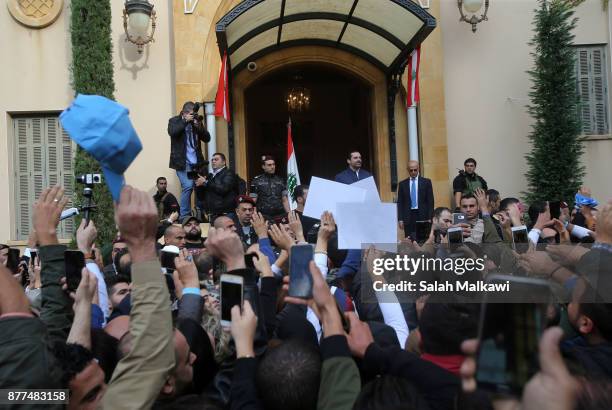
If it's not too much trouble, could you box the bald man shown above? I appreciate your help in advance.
[213,215,237,233]
[164,224,187,249]
[397,160,434,240]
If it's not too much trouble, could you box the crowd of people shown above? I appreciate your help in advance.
[0,102,609,409]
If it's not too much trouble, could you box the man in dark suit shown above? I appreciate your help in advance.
[397,160,434,240]
[334,151,372,184]
[194,152,237,224]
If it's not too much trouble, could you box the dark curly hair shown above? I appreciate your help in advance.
[52,343,96,388]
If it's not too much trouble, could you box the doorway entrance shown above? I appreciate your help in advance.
[244,65,373,185]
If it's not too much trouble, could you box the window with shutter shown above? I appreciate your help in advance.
[574,46,610,135]
[12,114,75,240]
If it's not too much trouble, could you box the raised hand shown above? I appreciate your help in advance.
[115,186,158,263]
[251,211,268,239]
[230,300,257,358]
[205,227,245,271]
[345,312,374,358]
[33,186,69,246]
[474,188,489,214]
[269,223,294,251]
[76,219,97,255]
[174,248,199,289]
[283,261,343,337]
[288,211,305,242]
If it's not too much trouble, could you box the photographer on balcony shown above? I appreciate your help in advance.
[167,101,211,218]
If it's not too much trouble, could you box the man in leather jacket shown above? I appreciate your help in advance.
[194,152,237,223]
[167,101,211,218]
[249,155,290,221]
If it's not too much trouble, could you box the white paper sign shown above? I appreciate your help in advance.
[303,177,366,219]
[335,202,398,250]
[351,176,380,203]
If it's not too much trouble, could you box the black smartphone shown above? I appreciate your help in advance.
[220,274,244,326]
[160,251,178,272]
[452,212,467,225]
[30,250,38,267]
[548,201,561,220]
[415,221,432,243]
[476,275,552,396]
[447,227,463,249]
[511,226,529,254]
[289,244,314,299]
[187,171,199,180]
[65,250,85,291]
[245,253,257,270]
[6,248,20,274]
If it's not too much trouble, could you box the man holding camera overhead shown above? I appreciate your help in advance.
[167,101,211,218]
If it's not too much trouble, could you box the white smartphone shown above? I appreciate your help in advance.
[511,225,529,254]
[220,274,244,327]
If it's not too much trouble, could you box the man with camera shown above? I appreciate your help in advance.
[194,152,238,224]
[167,101,211,218]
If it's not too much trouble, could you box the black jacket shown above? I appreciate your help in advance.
[196,167,238,215]
[167,115,211,171]
[397,176,434,223]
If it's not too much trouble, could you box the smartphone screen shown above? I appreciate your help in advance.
[453,213,467,225]
[245,253,257,270]
[30,251,38,267]
[160,251,177,272]
[221,276,243,323]
[548,201,561,220]
[415,221,432,243]
[289,244,314,299]
[476,275,551,395]
[447,227,463,243]
[512,226,529,254]
[65,250,85,291]
[6,248,20,273]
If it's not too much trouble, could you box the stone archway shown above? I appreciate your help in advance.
[232,45,397,201]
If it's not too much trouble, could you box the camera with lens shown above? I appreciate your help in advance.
[76,173,102,185]
[191,102,204,123]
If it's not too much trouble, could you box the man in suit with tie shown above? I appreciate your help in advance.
[397,160,434,240]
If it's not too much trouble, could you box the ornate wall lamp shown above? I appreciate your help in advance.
[123,0,157,53]
[458,0,490,33]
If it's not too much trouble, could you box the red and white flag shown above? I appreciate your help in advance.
[286,118,301,210]
[215,52,231,123]
[406,46,421,108]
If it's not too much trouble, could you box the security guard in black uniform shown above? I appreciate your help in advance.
[250,155,290,221]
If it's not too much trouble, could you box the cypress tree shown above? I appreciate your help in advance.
[524,0,585,205]
[69,0,116,247]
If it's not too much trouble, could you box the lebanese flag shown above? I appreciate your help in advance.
[286,118,301,210]
[214,52,231,122]
[407,46,421,107]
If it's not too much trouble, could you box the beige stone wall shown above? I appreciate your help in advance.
[440,0,612,203]
[0,1,73,244]
[0,0,176,244]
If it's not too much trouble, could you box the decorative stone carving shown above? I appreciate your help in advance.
[7,0,64,28]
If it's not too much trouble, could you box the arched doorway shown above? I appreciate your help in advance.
[244,64,373,184]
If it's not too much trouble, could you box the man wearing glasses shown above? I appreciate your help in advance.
[397,160,434,240]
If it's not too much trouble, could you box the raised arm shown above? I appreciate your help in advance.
[34,186,73,344]
[168,115,188,139]
[103,186,175,410]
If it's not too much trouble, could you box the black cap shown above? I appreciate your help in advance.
[181,216,200,226]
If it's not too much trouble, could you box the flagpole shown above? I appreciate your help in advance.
[408,105,419,161]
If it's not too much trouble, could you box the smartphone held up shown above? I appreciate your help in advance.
[220,274,244,327]
[289,244,314,299]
